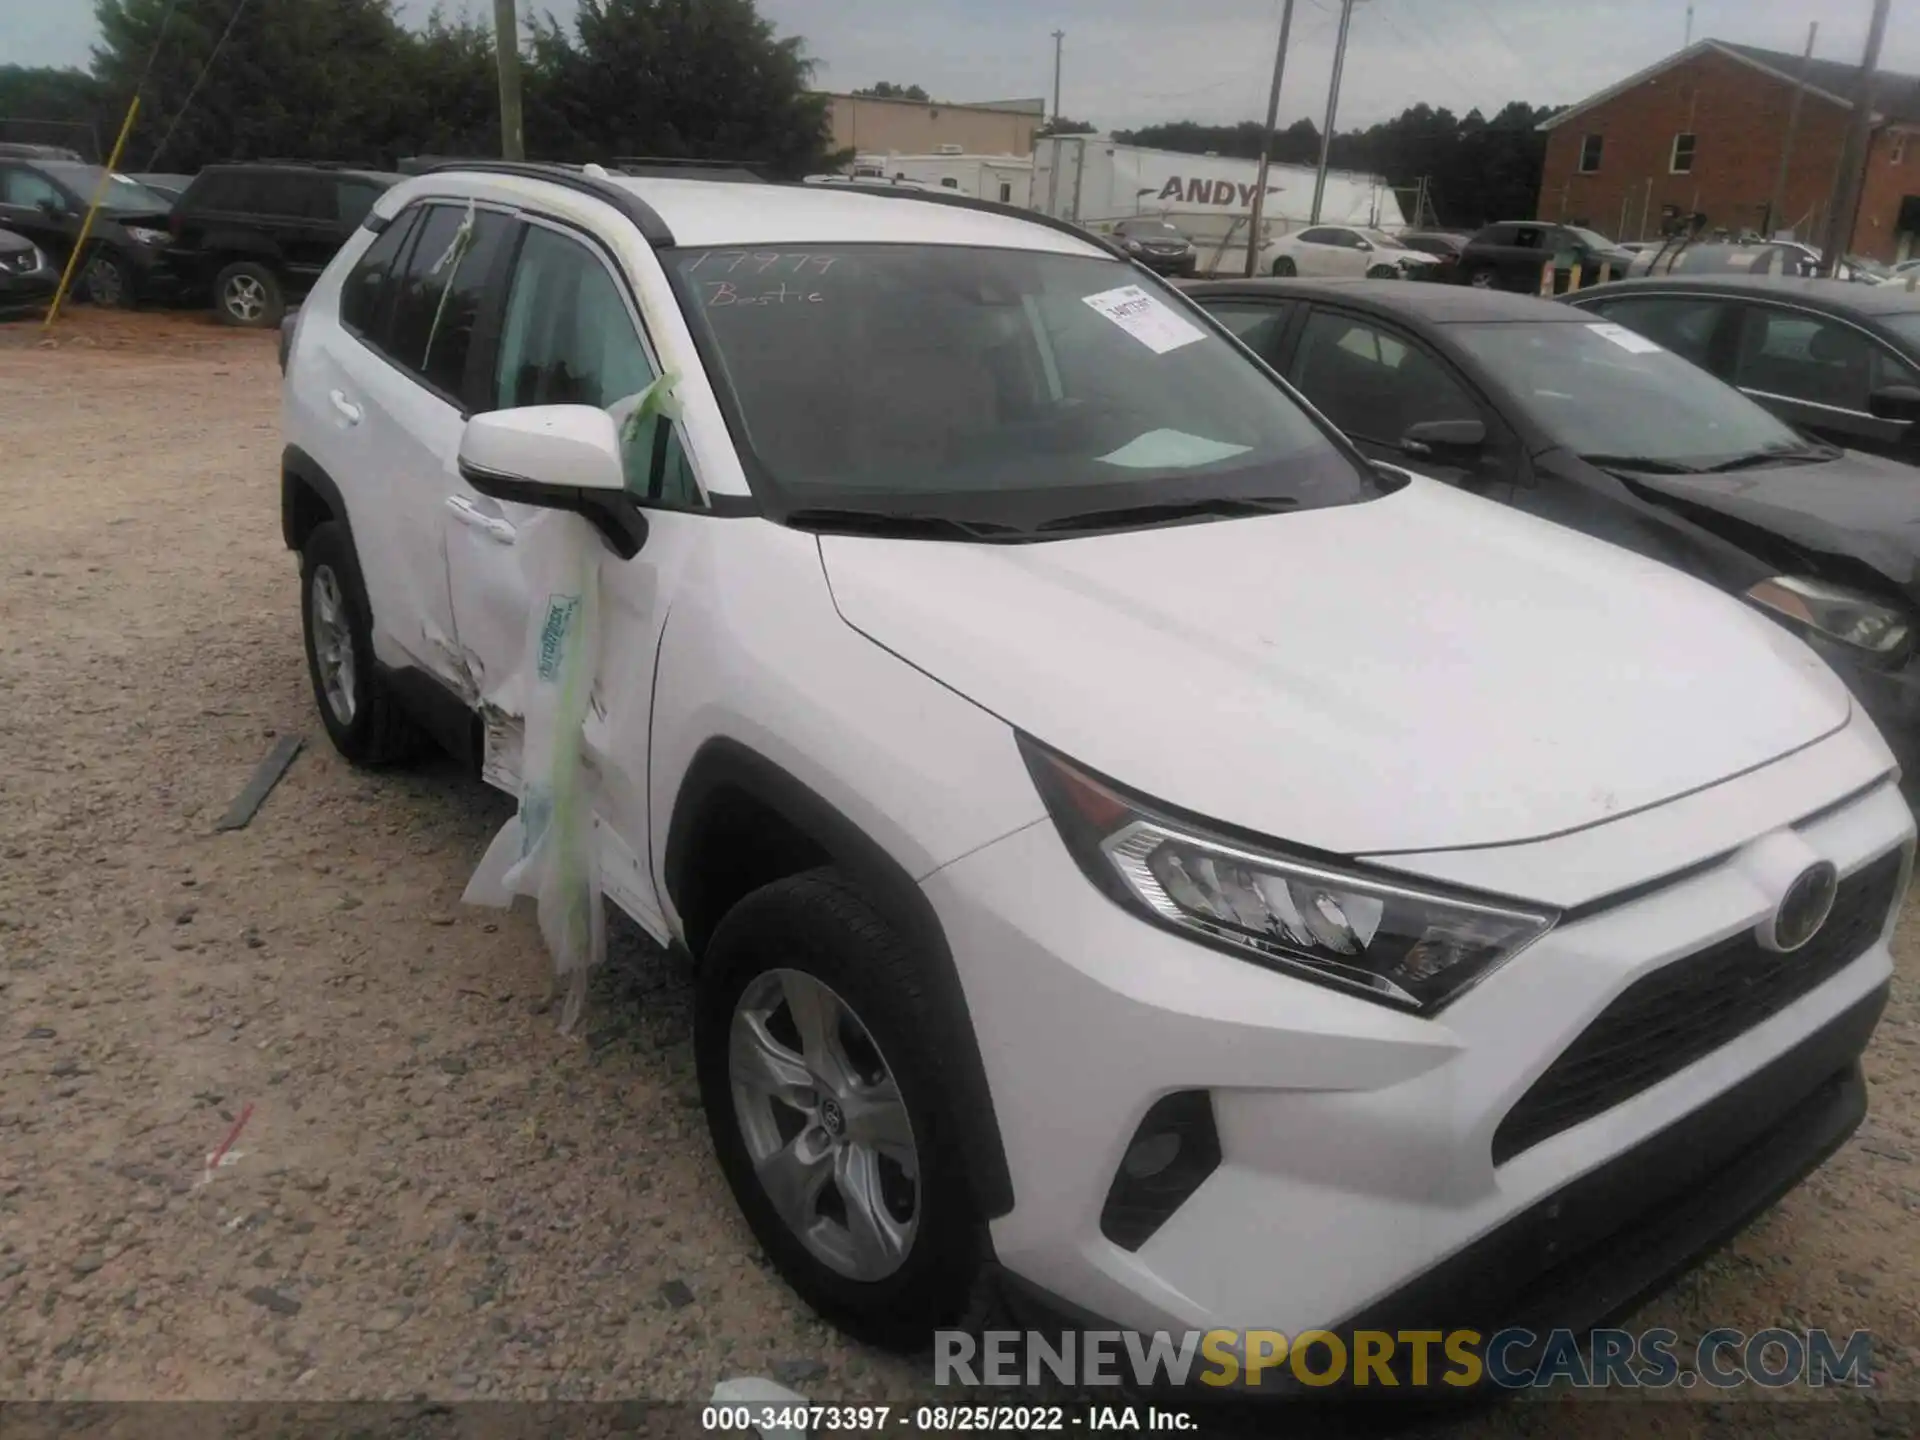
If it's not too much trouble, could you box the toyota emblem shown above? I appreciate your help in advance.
[1765,861,1839,954]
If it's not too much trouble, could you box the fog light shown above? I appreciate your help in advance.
[1100,1091,1221,1252]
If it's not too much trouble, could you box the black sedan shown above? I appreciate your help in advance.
[1110,216,1197,276]
[0,225,55,316]
[1185,277,1920,759]
[1567,274,1920,465]
[1456,221,1638,293]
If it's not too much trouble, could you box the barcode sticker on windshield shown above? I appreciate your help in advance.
[1083,284,1205,354]
[1587,322,1664,355]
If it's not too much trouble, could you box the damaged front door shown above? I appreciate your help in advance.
[444,218,681,937]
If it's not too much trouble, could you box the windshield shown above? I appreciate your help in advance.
[1566,227,1617,250]
[1358,229,1403,249]
[1124,220,1184,236]
[670,245,1377,528]
[40,162,170,213]
[1452,320,1811,467]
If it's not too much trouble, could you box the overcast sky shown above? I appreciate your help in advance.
[4,0,1918,132]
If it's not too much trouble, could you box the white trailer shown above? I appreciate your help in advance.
[848,151,1034,208]
[1033,135,1406,276]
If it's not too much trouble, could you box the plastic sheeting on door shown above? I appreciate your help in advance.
[462,507,607,1033]
[460,373,683,1033]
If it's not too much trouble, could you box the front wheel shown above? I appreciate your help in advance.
[1271,255,1297,277]
[695,869,983,1347]
[1465,266,1498,290]
[80,251,134,308]
[299,522,423,766]
[1366,263,1399,280]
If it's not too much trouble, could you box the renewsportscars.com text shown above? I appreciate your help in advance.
[935,1327,1874,1391]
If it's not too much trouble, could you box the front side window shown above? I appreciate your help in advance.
[1670,133,1696,174]
[337,179,387,229]
[35,163,167,213]
[0,165,64,210]
[496,225,698,506]
[1288,311,1479,443]
[1453,319,1809,467]
[669,245,1373,528]
[1733,306,1920,413]
[1579,134,1604,173]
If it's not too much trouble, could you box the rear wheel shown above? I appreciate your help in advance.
[695,869,983,1347]
[1271,255,1297,277]
[215,261,284,328]
[299,521,423,766]
[1465,266,1498,290]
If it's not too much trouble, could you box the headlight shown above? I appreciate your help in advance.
[1747,576,1912,660]
[1125,239,1143,253]
[125,226,168,246]
[1019,738,1556,1013]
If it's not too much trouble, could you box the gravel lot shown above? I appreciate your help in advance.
[1,310,1917,1435]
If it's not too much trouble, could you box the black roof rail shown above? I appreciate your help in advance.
[421,159,676,246]
[612,156,768,183]
[786,181,1130,261]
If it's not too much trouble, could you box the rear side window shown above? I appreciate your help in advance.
[339,206,421,340]
[336,179,385,229]
[1199,299,1291,363]
[248,173,331,219]
[385,204,516,401]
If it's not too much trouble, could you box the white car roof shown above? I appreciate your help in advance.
[609,174,1103,255]
[384,166,1107,258]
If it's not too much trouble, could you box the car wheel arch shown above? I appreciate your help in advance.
[282,444,352,556]
[663,735,1015,1218]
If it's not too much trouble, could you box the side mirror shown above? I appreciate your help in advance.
[1356,239,1374,252]
[1868,385,1920,425]
[457,405,648,558]
[1400,418,1487,456]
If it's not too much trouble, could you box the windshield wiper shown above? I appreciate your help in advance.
[1035,495,1300,533]
[1700,446,1833,473]
[1580,454,1704,475]
[784,507,1025,541]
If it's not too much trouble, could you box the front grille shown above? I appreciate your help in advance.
[1492,848,1904,1166]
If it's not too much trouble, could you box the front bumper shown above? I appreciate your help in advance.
[925,719,1911,1343]
[1137,251,1197,276]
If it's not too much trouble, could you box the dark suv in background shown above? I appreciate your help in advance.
[167,162,397,327]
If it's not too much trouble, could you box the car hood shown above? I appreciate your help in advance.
[1383,247,1439,266]
[0,229,33,256]
[819,478,1851,856]
[1617,450,1920,599]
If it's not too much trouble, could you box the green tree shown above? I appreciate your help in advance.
[855,82,929,101]
[92,0,414,169]
[0,65,104,159]
[527,0,835,176]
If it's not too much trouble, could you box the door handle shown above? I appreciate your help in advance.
[446,495,516,544]
[328,389,362,425]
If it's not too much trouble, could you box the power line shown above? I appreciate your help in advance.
[145,0,254,170]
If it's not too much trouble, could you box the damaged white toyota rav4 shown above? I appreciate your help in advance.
[281,162,1911,1370]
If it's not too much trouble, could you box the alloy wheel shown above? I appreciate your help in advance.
[309,564,357,726]
[729,968,920,1282]
[224,273,267,324]
[84,257,124,306]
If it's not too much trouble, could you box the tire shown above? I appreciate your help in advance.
[214,261,285,328]
[80,250,134,308]
[695,868,983,1347]
[299,521,423,766]
[1465,266,1498,290]
[1366,263,1398,280]
[1271,255,1297,277]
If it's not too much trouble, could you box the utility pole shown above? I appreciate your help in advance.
[1767,22,1818,239]
[1684,2,1694,48]
[494,0,525,161]
[1243,0,1296,276]
[1050,30,1065,125]
[1310,0,1364,225]
[1818,0,1890,275]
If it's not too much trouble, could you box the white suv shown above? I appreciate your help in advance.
[281,162,1911,1368]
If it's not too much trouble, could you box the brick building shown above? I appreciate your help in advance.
[1536,38,1920,262]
